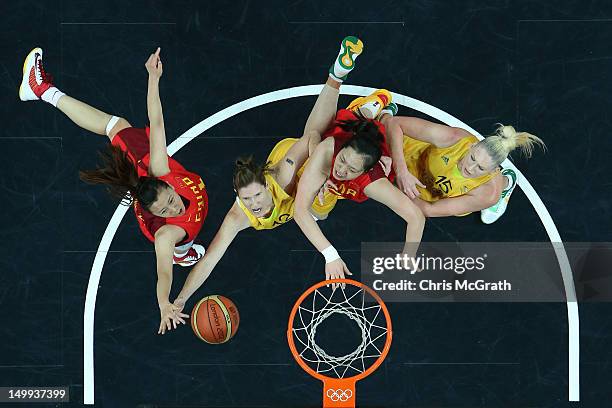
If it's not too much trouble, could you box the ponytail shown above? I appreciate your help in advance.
[233,156,271,191]
[477,124,546,167]
[338,119,385,171]
[79,144,167,209]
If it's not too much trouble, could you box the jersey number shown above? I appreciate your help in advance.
[435,176,452,194]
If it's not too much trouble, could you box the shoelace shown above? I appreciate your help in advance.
[37,59,54,84]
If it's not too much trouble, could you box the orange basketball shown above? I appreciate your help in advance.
[190,295,240,344]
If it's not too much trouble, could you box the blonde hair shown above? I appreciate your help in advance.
[476,124,546,168]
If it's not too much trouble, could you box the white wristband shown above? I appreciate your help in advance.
[321,245,340,264]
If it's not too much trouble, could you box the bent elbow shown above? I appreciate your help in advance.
[293,203,309,224]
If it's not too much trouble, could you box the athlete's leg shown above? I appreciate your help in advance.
[19,47,130,141]
[302,36,363,139]
[56,96,131,140]
[302,77,341,148]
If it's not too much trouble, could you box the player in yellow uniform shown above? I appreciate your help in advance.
[165,37,364,317]
[233,137,336,231]
[384,116,545,219]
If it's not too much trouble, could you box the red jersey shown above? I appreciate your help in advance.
[112,127,208,244]
[325,109,394,203]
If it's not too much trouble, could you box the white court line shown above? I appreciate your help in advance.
[83,85,579,404]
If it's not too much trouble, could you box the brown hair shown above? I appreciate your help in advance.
[416,147,444,199]
[232,156,271,191]
[79,144,168,209]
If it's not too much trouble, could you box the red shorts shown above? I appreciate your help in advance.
[111,127,150,164]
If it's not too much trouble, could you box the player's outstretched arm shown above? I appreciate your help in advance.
[414,177,502,217]
[145,47,170,177]
[173,203,251,312]
[388,116,470,148]
[294,140,352,285]
[364,178,425,258]
[154,224,189,334]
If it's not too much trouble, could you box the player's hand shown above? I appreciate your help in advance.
[158,302,188,335]
[325,258,352,290]
[145,47,163,79]
[172,297,186,315]
[318,179,338,205]
[396,166,425,199]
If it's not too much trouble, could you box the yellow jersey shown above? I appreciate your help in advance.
[403,134,498,202]
[237,138,338,230]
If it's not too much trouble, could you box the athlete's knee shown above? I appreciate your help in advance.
[107,117,131,140]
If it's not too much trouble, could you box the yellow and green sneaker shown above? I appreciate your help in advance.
[329,36,364,82]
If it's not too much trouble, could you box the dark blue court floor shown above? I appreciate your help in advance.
[1,1,612,407]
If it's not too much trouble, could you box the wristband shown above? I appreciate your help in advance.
[321,245,340,264]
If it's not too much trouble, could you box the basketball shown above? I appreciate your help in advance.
[191,295,240,344]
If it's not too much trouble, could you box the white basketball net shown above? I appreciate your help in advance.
[291,284,389,379]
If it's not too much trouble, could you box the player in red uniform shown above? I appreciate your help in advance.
[293,39,425,285]
[19,47,205,334]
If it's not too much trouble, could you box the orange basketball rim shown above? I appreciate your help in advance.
[287,278,393,408]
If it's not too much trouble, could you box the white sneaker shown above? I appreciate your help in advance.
[481,169,517,224]
[173,244,205,266]
[19,47,54,101]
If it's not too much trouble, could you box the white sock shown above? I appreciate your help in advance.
[334,60,351,79]
[330,59,352,82]
[41,87,65,107]
[174,249,188,258]
[174,241,194,258]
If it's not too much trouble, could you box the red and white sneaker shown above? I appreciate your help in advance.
[19,47,54,101]
[173,244,205,267]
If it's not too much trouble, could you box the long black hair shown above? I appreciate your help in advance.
[79,145,168,210]
[337,119,384,171]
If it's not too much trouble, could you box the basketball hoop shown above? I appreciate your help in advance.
[287,279,392,407]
